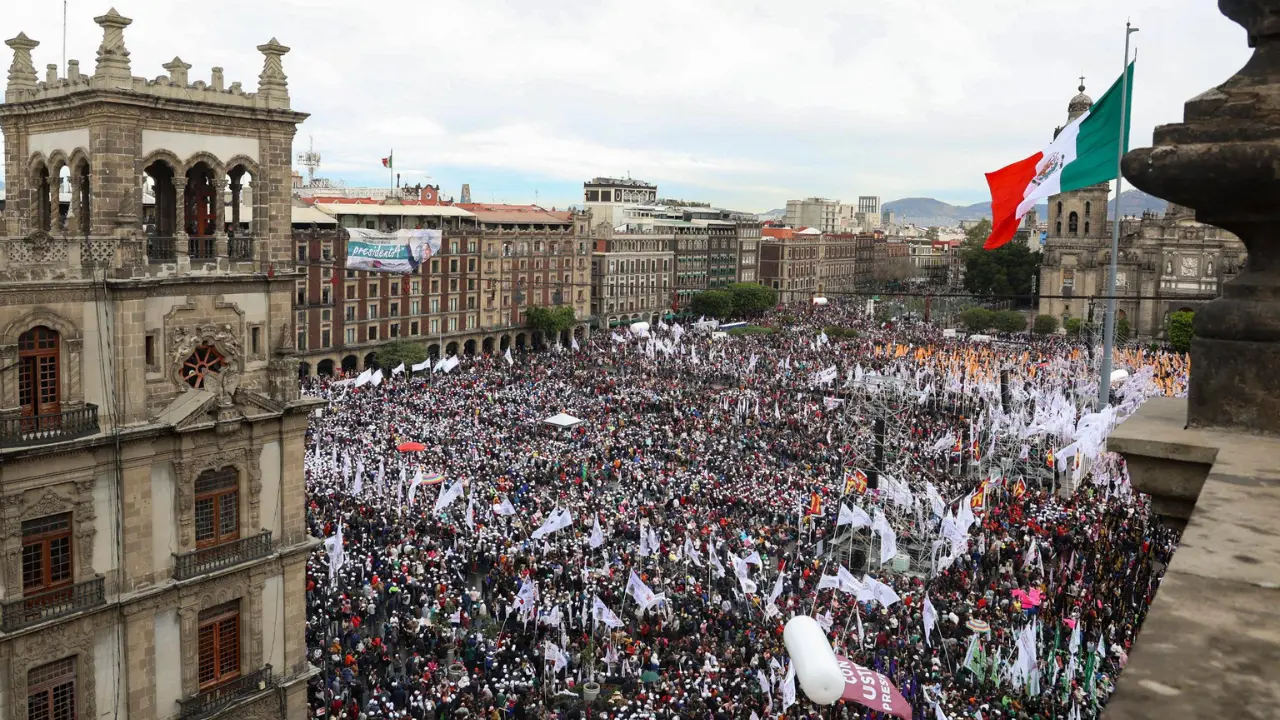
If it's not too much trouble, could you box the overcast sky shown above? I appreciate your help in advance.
[2,1,1251,211]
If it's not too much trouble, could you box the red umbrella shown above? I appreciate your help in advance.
[397,441,426,452]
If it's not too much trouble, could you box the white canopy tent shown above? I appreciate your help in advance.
[543,413,585,429]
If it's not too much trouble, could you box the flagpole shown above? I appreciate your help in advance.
[1098,22,1139,408]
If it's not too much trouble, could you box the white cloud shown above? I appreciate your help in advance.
[0,0,1252,210]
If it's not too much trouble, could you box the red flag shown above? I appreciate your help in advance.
[982,153,1041,250]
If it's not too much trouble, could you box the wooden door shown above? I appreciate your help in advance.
[19,327,60,431]
[186,172,217,237]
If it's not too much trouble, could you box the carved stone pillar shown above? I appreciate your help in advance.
[173,177,189,272]
[68,172,82,235]
[178,605,199,697]
[229,181,243,230]
[248,579,265,670]
[49,175,62,234]
[214,175,229,268]
[1122,0,1280,435]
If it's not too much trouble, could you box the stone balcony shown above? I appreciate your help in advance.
[1104,397,1280,719]
[0,232,294,281]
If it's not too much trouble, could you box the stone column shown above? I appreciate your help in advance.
[68,170,82,235]
[49,173,62,233]
[229,180,242,230]
[173,177,189,271]
[214,174,229,267]
[1122,0,1280,435]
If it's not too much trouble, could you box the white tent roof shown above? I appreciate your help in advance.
[543,413,584,428]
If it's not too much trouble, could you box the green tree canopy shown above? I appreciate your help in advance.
[376,339,428,371]
[690,290,735,319]
[959,307,994,333]
[526,305,577,339]
[961,218,1041,302]
[1168,310,1194,352]
[1064,317,1083,336]
[1032,314,1059,335]
[992,310,1027,333]
[725,283,778,317]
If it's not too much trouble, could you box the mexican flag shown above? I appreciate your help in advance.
[381,152,393,169]
[983,62,1134,250]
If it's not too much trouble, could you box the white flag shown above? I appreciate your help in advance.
[683,537,703,566]
[781,663,796,710]
[406,468,425,505]
[625,570,658,610]
[465,494,476,531]
[493,496,517,516]
[592,595,623,628]
[369,368,384,386]
[923,594,938,645]
[434,480,464,513]
[709,548,726,578]
[589,516,604,548]
[531,508,573,539]
[351,458,364,496]
[571,335,580,351]
[392,362,405,375]
[504,347,514,366]
[837,503,872,528]
[323,522,345,585]
[768,570,785,605]
[873,509,898,565]
[545,641,568,673]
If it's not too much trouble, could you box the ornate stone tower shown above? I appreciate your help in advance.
[1038,81,1116,325]
[0,9,317,720]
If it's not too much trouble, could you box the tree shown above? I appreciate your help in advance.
[959,307,994,333]
[961,218,1041,302]
[376,339,428,371]
[690,290,735,319]
[1064,317,1083,336]
[527,305,577,341]
[992,310,1027,333]
[1115,317,1131,345]
[1168,310,1195,353]
[725,283,777,317]
[1033,314,1059,335]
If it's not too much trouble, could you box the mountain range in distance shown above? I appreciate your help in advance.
[881,189,1166,228]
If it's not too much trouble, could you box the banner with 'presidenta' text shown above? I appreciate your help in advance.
[345,228,442,274]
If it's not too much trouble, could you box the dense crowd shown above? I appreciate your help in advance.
[303,305,1185,720]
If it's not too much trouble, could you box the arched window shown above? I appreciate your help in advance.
[1084,221,1091,235]
[1068,211,1079,235]
[181,343,225,389]
[1056,221,1062,234]
[19,326,60,425]
[77,161,92,235]
[195,467,239,548]
[144,160,177,237]
[1056,201,1063,221]
[37,166,52,232]
[1085,201,1092,218]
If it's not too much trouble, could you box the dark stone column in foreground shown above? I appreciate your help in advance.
[1122,0,1280,435]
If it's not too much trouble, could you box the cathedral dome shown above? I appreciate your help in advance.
[1068,82,1093,119]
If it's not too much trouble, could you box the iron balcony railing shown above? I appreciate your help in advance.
[189,235,216,260]
[0,404,99,447]
[178,665,273,720]
[147,235,176,262]
[228,235,254,261]
[1,575,105,632]
[173,530,273,581]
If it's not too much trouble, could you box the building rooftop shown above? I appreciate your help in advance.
[454,203,573,225]
[311,200,475,218]
[585,177,657,189]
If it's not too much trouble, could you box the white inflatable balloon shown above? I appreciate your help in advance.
[783,615,844,705]
[628,322,651,337]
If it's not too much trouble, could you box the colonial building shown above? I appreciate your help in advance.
[1037,82,1245,337]
[0,10,315,720]
[819,232,861,293]
[293,197,591,376]
[735,221,761,284]
[589,224,674,328]
[759,226,821,300]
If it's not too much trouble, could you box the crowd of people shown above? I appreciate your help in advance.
[303,304,1185,720]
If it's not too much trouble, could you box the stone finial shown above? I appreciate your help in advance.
[163,56,191,86]
[211,66,224,91]
[67,59,80,82]
[5,32,40,99]
[45,63,58,85]
[92,7,133,84]
[1122,0,1280,434]
[256,37,291,107]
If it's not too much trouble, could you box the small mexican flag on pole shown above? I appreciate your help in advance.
[381,152,393,169]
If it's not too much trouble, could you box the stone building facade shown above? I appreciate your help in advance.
[590,224,675,328]
[0,10,315,720]
[759,227,821,301]
[1037,83,1245,337]
[735,221,761,283]
[293,200,592,376]
[819,232,861,294]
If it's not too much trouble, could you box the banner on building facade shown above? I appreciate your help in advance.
[345,228,441,274]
